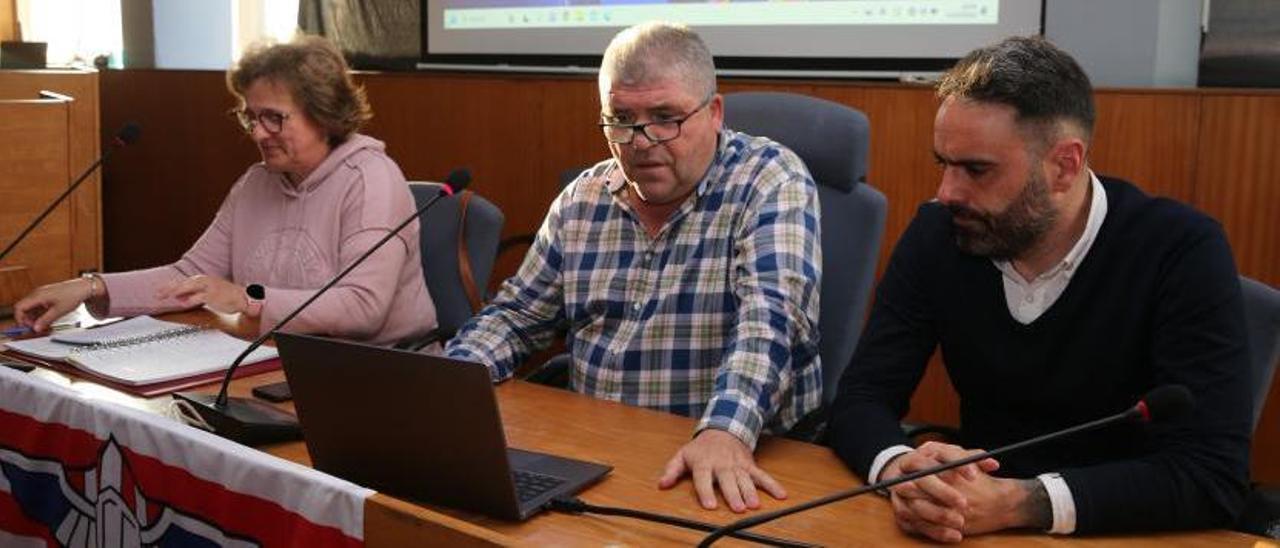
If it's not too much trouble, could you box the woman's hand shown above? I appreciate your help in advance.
[156,275,248,315]
[13,278,93,333]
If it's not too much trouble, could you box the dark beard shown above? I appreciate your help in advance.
[948,171,1058,260]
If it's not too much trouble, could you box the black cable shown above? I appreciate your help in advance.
[547,497,818,548]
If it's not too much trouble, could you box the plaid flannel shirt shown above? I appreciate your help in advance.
[446,129,822,447]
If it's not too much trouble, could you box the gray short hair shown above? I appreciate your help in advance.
[938,36,1094,148]
[599,22,716,101]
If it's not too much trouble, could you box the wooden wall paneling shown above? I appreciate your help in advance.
[535,75,603,182]
[0,70,101,275]
[67,73,102,275]
[1091,92,1201,203]
[0,100,72,285]
[99,69,258,271]
[361,72,547,222]
[720,79,819,95]
[533,76,604,216]
[361,72,540,189]
[514,76,606,285]
[1193,94,1280,288]
[360,72,555,289]
[1192,93,1280,484]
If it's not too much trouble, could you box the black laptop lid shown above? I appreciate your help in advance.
[275,333,522,516]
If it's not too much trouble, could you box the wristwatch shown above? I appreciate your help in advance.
[244,284,265,318]
[80,272,104,300]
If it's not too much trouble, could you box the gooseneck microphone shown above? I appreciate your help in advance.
[173,169,472,445]
[697,385,1196,547]
[0,123,141,262]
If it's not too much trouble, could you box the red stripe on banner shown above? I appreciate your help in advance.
[146,499,162,525]
[0,409,362,547]
[0,409,107,467]
[118,445,362,548]
[65,470,84,498]
[0,492,58,546]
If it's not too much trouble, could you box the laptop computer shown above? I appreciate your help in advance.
[274,332,611,521]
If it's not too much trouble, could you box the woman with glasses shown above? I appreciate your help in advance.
[15,36,437,347]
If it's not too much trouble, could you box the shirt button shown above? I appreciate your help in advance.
[1024,294,1036,303]
[632,302,642,312]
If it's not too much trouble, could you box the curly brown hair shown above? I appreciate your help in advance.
[228,35,371,146]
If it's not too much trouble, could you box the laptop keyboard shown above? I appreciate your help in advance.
[513,469,567,503]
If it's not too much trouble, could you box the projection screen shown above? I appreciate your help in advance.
[420,0,1044,77]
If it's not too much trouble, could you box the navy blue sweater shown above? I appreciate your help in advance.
[829,178,1252,534]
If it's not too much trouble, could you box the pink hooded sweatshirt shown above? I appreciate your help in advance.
[100,134,437,345]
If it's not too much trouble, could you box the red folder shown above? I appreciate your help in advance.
[0,350,280,398]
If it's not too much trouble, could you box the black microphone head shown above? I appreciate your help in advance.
[114,122,142,145]
[1136,385,1195,423]
[445,168,472,194]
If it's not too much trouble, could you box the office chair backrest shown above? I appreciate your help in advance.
[560,167,585,189]
[1242,276,1280,432]
[723,91,887,406]
[409,182,505,336]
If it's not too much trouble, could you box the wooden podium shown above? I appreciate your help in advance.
[0,69,101,310]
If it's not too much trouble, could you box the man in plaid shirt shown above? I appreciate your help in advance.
[446,22,823,513]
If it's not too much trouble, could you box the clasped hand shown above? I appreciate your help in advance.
[882,441,1029,543]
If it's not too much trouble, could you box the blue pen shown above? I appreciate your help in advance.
[2,325,34,337]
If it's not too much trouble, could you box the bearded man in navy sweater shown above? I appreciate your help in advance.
[829,36,1251,542]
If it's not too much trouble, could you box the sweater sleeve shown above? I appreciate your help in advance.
[828,205,942,479]
[1060,219,1252,534]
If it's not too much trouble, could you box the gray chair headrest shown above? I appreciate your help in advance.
[723,92,870,192]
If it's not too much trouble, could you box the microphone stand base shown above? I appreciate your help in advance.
[173,391,302,446]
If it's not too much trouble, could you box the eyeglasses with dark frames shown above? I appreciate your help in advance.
[599,94,714,145]
[234,108,291,134]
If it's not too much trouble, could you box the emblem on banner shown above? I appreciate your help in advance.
[0,436,256,547]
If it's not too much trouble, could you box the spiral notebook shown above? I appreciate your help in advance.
[3,316,278,386]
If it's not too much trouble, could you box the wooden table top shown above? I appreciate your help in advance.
[4,309,1268,547]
